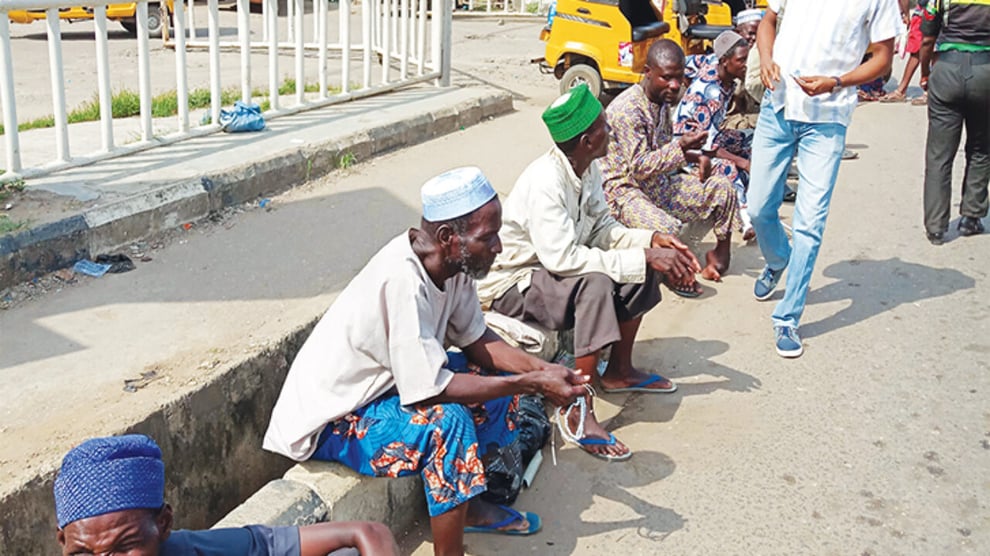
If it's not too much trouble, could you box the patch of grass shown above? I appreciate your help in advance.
[0,80,341,135]
[0,214,29,234]
[337,151,356,169]
[0,178,25,203]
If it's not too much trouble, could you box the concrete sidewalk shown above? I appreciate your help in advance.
[0,85,511,291]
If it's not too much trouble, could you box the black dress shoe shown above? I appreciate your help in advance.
[958,216,985,236]
[927,231,945,245]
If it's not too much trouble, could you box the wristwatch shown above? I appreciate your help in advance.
[831,76,843,91]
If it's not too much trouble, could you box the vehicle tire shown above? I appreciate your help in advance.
[121,3,165,38]
[559,63,602,98]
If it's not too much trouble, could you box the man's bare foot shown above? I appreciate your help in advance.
[465,499,530,532]
[562,401,630,459]
[701,249,729,281]
[742,227,756,242]
[663,274,703,297]
[601,367,675,392]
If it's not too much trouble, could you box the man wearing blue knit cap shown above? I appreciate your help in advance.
[264,167,588,556]
[54,434,399,555]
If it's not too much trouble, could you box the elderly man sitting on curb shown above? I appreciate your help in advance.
[601,39,742,285]
[264,167,588,556]
[53,434,398,555]
[477,84,701,463]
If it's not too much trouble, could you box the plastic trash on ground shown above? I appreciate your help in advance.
[218,101,266,133]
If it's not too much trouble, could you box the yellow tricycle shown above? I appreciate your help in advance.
[539,0,736,97]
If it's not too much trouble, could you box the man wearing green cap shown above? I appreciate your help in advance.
[477,84,701,462]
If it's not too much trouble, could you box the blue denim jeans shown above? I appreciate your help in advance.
[747,99,847,329]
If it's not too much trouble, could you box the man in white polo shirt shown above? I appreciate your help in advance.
[746,0,904,358]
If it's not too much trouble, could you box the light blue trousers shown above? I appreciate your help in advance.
[746,99,847,329]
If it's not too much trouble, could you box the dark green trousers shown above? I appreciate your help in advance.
[924,51,990,234]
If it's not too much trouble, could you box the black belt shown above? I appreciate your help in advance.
[936,49,990,65]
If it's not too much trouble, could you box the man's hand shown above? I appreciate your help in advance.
[685,150,713,181]
[645,246,702,283]
[651,232,688,249]
[526,366,588,407]
[920,76,929,92]
[677,129,708,151]
[761,59,782,90]
[697,154,712,181]
[793,75,838,97]
[651,234,702,274]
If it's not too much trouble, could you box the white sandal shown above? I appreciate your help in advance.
[552,385,632,463]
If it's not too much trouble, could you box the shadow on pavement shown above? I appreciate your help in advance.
[604,336,761,432]
[462,450,684,555]
[0,184,420,369]
[801,257,975,338]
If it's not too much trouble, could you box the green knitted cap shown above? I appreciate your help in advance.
[541,84,602,143]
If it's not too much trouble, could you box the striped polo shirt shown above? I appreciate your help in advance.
[767,0,904,126]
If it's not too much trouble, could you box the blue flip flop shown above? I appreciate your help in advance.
[464,504,542,536]
[601,374,677,394]
[576,433,633,461]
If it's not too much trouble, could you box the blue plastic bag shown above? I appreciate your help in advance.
[218,101,266,133]
[73,259,112,277]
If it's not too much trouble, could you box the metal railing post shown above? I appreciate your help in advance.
[439,0,452,86]
[93,4,114,150]
[430,0,441,74]
[362,0,372,89]
[267,0,279,111]
[45,8,70,161]
[399,0,409,80]
[238,0,252,103]
[0,18,21,173]
[287,0,294,42]
[173,0,190,132]
[187,0,196,39]
[382,0,391,83]
[294,0,304,104]
[326,0,337,97]
[416,0,426,75]
[208,0,221,123]
[136,1,153,141]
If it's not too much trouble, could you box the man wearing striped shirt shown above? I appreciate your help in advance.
[746,0,904,358]
[919,0,990,245]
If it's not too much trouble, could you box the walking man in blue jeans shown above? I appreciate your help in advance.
[747,0,904,358]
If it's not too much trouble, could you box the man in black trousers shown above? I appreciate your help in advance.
[919,0,990,245]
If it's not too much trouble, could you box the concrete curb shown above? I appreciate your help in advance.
[0,88,514,290]
[215,462,425,534]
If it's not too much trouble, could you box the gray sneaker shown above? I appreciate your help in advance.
[754,266,784,301]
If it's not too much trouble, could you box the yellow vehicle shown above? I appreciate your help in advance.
[540,0,736,96]
[7,2,174,38]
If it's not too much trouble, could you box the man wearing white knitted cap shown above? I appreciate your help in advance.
[264,167,587,555]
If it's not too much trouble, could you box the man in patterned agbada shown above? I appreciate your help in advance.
[601,39,742,285]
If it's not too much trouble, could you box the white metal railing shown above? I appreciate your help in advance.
[0,0,453,182]
[462,0,549,16]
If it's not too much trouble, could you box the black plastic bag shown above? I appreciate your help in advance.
[481,395,551,505]
[94,254,135,273]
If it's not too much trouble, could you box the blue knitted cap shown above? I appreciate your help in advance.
[54,435,165,529]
